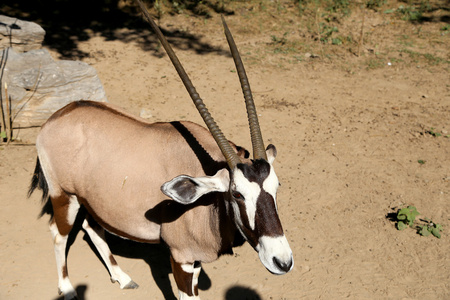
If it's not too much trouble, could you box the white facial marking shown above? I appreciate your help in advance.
[262,165,279,205]
[232,168,261,230]
[256,235,294,275]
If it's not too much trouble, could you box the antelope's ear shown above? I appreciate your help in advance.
[161,168,230,204]
[266,144,277,164]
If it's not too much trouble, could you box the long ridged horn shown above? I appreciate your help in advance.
[221,15,267,161]
[136,0,241,169]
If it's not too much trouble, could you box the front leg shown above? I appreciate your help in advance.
[170,256,201,300]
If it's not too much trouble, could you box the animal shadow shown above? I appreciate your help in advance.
[225,285,262,300]
[67,218,211,299]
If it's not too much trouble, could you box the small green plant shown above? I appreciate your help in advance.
[271,32,288,45]
[397,49,448,66]
[427,128,442,137]
[366,0,386,10]
[396,206,420,230]
[319,23,339,43]
[417,159,426,165]
[297,0,352,16]
[325,0,351,16]
[397,5,421,21]
[154,0,164,18]
[395,1,432,22]
[418,219,443,238]
[332,37,343,45]
[394,206,444,238]
[366,58,385,69]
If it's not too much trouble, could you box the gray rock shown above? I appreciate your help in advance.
[0,15,45,52]
[1,47,107,127]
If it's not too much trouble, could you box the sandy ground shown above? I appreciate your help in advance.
[1,6,449,300]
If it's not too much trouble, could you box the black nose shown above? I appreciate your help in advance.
[273,257,293,273]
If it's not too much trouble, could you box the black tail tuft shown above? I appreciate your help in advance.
[28,158,53,218]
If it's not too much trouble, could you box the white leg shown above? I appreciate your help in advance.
[179,290,201,300]
[49,195,81,300]
[81,218,138,289]
[191,263,201,299]
[50,222,78,300]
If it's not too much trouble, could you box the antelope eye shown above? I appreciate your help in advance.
[232,191,244,200]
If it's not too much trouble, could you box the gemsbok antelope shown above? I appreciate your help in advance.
[28,1,294,299]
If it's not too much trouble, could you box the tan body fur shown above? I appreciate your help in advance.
[37,101,244,264]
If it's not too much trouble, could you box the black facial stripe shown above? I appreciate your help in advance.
[255,191,284,237]
[235,199,259,248]
[235,190,283,247]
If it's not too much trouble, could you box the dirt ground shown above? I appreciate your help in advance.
[1,1,449,299]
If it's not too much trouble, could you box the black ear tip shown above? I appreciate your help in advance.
[266,144,277,160]
[266,144,276,152]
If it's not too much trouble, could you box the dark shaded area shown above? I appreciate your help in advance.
[397,0,450,23]
[104,232,212,300]
[386,211,398,223]
[145,193,219,224]
[225,285,262,300]
[27,157,53,218]
[60,206,211,299]
[171,121,229,175]
[0,0,233,59]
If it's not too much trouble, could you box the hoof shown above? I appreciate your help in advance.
[123,280,139,289]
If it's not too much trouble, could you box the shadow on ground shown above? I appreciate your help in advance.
[1,0,232,59]
[49,206,262,299]
[56,208,211,299]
